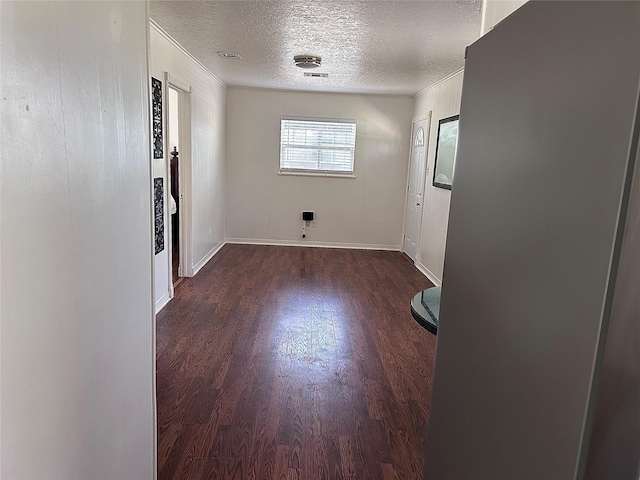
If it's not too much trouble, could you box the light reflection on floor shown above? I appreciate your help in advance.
[273,288,350,386]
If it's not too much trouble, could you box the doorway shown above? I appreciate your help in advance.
[403,115,430,261]
[167,87,181,286]
[164,72,193,295]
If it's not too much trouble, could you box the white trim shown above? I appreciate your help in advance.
[226,238,400,251]
[144,6,158,480]
[150,19,226,88]
[163,73,194,279]
[412,113,432,124]
[414,67,465,98]
[400,117,415,250]
[277,171,356,179]
[177,87,193,277]
[415,114,431,258]
[415,261,442,286]
[192,241,226,276]
[154,290,172,314]
[162,73,174,312]
[281,115,357,124]
[165,73,192,94]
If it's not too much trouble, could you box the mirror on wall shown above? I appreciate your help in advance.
[433,114,459,190]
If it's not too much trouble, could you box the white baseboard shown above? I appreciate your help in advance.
[192,240,226,276]
[225,238,401,251]
[416,261,442,286]
[155,290,171,314]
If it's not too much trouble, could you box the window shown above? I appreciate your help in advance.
[280,117,356,176]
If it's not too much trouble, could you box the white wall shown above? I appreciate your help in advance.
[1,2,154,478]
[149,23,226,311]
[412,70,464,284]
[480,0,528,35]
[225,88,413,249]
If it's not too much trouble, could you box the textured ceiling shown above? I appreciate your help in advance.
[150,1,482,95]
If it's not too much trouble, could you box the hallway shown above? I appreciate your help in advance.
[156,244,435,479]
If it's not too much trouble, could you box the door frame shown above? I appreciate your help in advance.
[164,72,194,297]
[402,112,431,264]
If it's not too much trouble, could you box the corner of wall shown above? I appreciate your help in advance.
[192,240,226,276]
[416,261,443,286]
[480,0,529,36]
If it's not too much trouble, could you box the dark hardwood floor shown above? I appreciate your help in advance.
[157,244,436,479]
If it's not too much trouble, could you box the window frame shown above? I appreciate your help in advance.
[278,115,357,178]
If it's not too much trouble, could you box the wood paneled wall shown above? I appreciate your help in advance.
[412,70,464,283]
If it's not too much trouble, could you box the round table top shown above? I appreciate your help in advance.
[410,285,440,335]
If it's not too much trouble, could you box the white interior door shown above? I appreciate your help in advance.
[403,118,429,261]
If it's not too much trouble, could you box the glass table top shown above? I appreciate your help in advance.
[410,285,441,335]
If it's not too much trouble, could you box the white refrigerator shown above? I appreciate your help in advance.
[423,2,640,479]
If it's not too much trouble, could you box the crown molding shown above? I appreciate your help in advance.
[414,67,465,98]
[149,19,226,89]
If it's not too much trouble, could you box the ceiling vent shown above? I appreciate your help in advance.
[294,54,321,69]
[304,72,328,78]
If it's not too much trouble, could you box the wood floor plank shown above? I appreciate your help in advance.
[157,244,435,479]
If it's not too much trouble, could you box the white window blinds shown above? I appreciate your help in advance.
[280,117,356,174]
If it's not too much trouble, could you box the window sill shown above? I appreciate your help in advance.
[277,170,356,179]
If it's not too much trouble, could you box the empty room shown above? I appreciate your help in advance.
[149,1,478,477]
[2,1,639,480]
